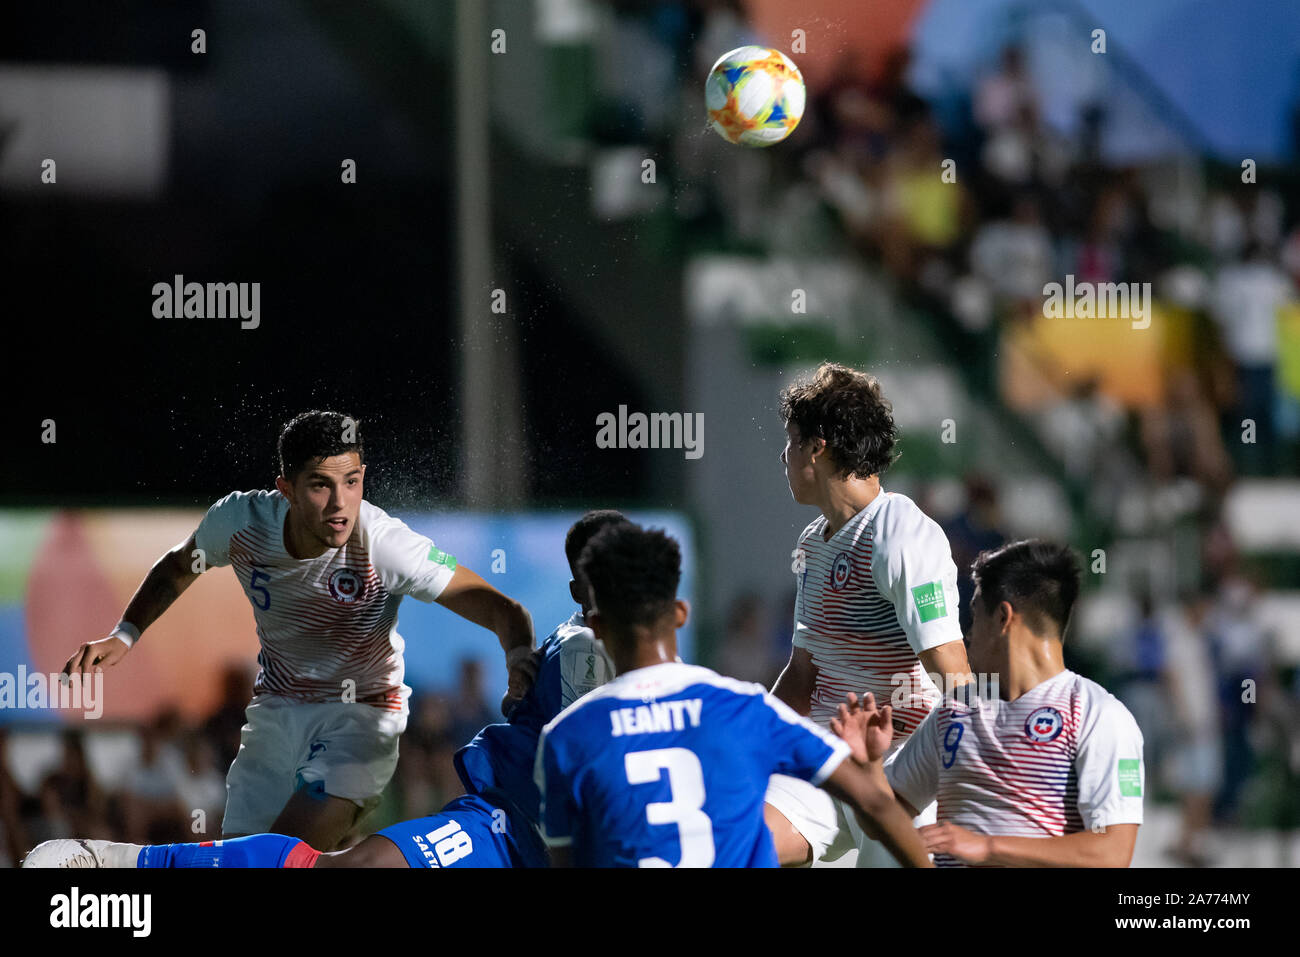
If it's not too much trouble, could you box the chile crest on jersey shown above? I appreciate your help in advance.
[1024,706,1064,743]
[328,567,365,604]
[829,551,852,591]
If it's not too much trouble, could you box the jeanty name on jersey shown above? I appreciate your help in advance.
[609,698,703,736]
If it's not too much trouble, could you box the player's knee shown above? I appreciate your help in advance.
[316,835,405,869]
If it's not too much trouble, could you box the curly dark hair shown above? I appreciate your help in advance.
[577,522,681,631]
[278,410,364,480]
[971,540,1081,640]
[564,509,631,575]
[778,362,898,479]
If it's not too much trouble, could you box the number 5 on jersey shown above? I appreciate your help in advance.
[624,747,715,868]
[249,568,271,610]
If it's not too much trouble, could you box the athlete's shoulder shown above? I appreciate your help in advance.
[797,515,827,544]
[1067,670,1142,737]
[872,491,945,537]
[202,489,285,529]
[356,499,403,535]
[870,492,953,562]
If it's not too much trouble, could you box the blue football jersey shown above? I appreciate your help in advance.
[535,662,851,868]
[455,612,615,823]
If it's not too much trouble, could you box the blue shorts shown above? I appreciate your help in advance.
[376,793,546,869]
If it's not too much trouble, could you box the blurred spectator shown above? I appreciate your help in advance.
[39,729,108,840]
[1210,241,1295,472]
[974,46,1036,135]
[202,663,255,773]
[1140,368,1233,495]
[1205,576,1270,822]
[880,115,971,291]
[447,658,497,748]
[122,710,187,845]
[394,691,462,819]
[716,591,781,686]
[1160,595,1222,867]
[940,474,1006,632]
[969,195,1053,305]
[176,731,228,840]
[1039,376,1128,490]
[0,730,30,867]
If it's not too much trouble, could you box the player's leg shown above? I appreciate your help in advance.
[268,700,408,851]
[219,695,300,841]
[266,780,363,851]
[764,802,812,865]
[312,833,409,868]
[23,834,322,869]
[763,774,852,867]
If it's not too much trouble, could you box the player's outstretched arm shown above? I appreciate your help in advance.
[921,823,1138,868]
[63,533,204,678]
[435,565,537,708]
[830,693,920,841]
[820,759,932,868]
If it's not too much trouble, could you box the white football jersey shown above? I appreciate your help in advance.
[194,490,458,712]
[791,491,962,734]
[884,669,1145,866]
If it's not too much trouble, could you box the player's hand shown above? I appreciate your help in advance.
[62,634,132,678]
[501,647,541,716]
[830,692,871,764]
[919,822,993,865]
[858,692,895,762]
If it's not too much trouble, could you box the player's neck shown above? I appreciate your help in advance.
[999,634,1066,700]
[818,476,881,537]
[283,510,328,560]
[612,630,678,675]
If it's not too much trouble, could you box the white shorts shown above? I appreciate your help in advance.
[764,773,936,867]
[221,693,408,836]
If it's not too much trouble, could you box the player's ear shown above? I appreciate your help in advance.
[274,475,292,499]
[674,599,689,628]
[997,600,1014,635]
[569,579,584,606]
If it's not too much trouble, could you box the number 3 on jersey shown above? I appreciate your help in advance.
[624,747,715,868]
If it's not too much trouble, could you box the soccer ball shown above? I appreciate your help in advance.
[705,46,806,147]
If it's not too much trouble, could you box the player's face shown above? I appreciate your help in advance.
[781,422,816,504]
[284,452,365,549]
[966,586,999,673]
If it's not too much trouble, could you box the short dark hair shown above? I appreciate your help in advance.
[578,523,681,631]
[564,509,631,575]
[278,410,363,480]
[779,362,898,479]
[971,540,1081,639]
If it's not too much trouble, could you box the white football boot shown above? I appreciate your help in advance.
[22,839,143,868]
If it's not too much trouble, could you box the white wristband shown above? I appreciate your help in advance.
[506,645,533,670]
[112,620,141,648]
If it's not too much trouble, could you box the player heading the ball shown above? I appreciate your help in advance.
[765,361,974,867]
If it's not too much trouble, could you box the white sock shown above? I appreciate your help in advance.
[99,841,145,868]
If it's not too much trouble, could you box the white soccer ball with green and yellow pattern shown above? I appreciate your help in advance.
[705,46,806,148]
